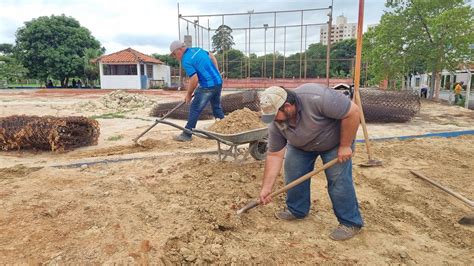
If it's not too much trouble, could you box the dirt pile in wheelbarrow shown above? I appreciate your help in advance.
[208,108,266,134]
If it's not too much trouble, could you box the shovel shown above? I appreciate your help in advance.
[237,158,339,215]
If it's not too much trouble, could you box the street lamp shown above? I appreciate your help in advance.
[263,24,268,78]
[194,19,198,46]
[248,10,254,78]
[326,6,333,87]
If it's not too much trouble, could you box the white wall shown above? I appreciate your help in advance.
[101,75,140,89]
[98,62,170,89]
[154,65,171,86]
[99,62,141,89]
[410,70,473,90]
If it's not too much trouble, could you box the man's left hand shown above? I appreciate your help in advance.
[337,146,353,162]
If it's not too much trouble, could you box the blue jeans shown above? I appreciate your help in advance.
[284,144,364,228]
[185,84,224,133]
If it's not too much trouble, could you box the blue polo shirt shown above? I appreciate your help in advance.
[181,47,222,88]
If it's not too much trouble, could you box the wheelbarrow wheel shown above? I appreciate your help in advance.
[249,140,267,160]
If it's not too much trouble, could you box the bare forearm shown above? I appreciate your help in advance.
[340,103,360,147]
[187,75,198,95]
[262,149,285,190]
[209,53,219,71]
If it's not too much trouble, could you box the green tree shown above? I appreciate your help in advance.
[331,39,356,78]
[218,49,245,78]
[15,14,101,87]
[362,14,409,88]
[211,25,235,53]
[365,0,473,96]
[306,43,327,78]
[0,43,14,55]
[83,48,104,87]
[0,43,28,84]
[212,25,235,77]
[0,56,28,84]
[152,54,179,68]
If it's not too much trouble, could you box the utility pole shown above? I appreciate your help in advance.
[264,24,268,78]
[326,1,333,87]
[466,68,472,109]
[273,12,276,80]
[248,10,254,78]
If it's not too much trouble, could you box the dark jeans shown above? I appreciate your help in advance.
[185,84,224,133]
[284,144,364,228]
[420,88,427,98]
[454,94,462,104]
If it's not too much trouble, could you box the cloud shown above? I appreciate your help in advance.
[0,0,390,55]
[113,34,175,48]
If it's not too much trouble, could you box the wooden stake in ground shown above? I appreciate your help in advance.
[353,0,382,167]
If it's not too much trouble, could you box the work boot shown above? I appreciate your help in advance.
[329,224,361,241]
[174,132,192,142]
[274,209,305,221]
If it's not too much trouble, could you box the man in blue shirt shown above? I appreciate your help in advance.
[169,40,224,141]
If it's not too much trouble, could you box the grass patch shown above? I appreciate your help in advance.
[107,135,124,141]
[89,112,126,119]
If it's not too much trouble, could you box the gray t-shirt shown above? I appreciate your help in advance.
[267,83,351,152]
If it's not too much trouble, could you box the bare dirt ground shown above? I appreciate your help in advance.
[0,89,473,264]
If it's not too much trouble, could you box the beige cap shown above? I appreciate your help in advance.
[169,40,185,55]
[259,86,287,124]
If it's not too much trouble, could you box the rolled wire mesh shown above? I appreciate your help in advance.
[150,90,261,120]
[150,88,420,123]
[0,116,100,151]
[359,89,420,123]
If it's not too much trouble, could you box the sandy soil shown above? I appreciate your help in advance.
[0,89,473,264]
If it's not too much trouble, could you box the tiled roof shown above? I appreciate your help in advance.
[94,48,163,64]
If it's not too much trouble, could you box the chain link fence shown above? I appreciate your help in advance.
[150,88,420,123]
[360,89,420,123]
[0,116,100,151]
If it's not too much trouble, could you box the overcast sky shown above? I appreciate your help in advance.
[0,0,389,56]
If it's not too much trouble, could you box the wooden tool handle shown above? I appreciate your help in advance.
[269,158,339,198]
[237,158,339,214]
[410,170,474,208]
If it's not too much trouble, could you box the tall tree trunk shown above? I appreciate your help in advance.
[429,64,436,99]
[434,70,441,100]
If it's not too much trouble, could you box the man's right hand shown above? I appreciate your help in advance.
[184,93,192,104]
[259,187,273,205]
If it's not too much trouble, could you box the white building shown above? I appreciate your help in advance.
[320,15,357,45]
[410,66,473,90]
[95,48,170,89]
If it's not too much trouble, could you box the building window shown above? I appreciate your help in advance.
[146,65,153,78]
[415,77,420,86]
[103,64,138,75]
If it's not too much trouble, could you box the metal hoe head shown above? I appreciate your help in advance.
[458,213,474,226]
[359,159,383,167]
[236,200,260,215]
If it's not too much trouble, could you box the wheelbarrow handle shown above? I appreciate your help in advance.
[154,120,235,146]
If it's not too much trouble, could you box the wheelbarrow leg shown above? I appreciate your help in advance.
[217,141,222,161]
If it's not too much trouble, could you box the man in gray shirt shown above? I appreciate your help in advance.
[259,84,364,241]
